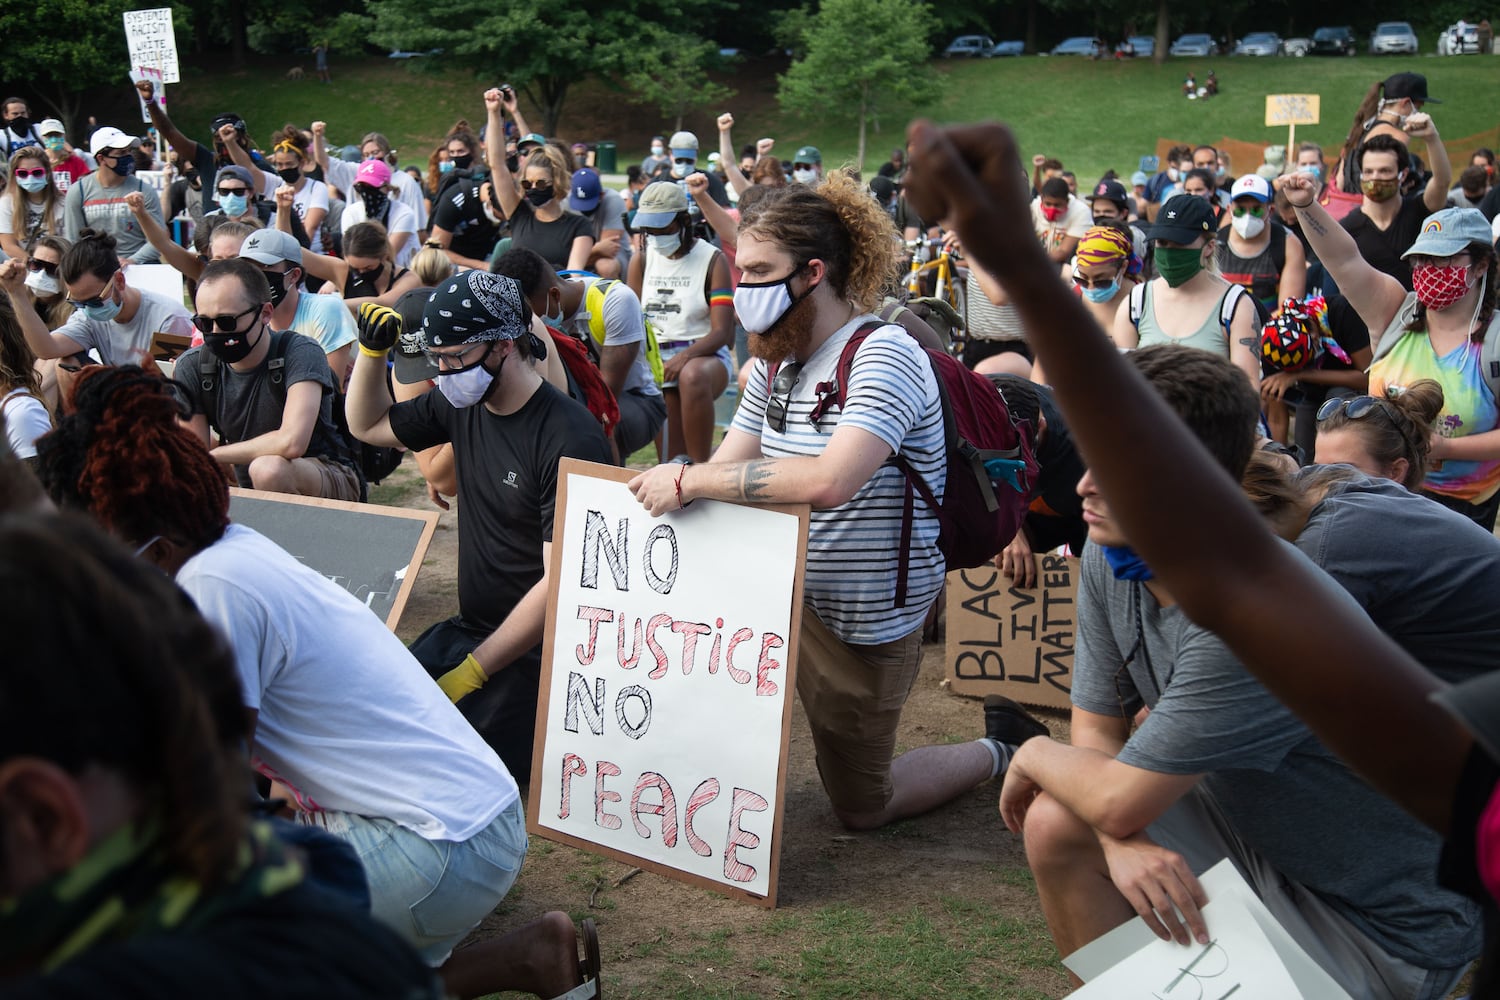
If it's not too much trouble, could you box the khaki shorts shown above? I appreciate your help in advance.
[796,608,924,814]
[309,455,361,502]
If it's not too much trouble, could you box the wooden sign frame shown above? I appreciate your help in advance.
[527,459,810,908]
[228,487,439,631]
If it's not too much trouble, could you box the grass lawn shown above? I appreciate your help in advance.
[167,53,1499,188]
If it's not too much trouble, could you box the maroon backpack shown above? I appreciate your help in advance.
[771,322,1039,606]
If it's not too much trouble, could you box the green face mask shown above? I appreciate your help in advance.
[1154,245,1205,287]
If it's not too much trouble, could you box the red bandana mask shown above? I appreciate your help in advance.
[1041,204,1064,223]
[1412,264,1471,312]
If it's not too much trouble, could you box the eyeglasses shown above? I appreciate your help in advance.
[216,186,249,197]
[13,167,45,179]
[1072,271,1121,290]
[1408,253,1471,269]
[519,179,552,191]
[1317,395,1387,423]
[190,302,261,335]
[1231,204,1265,217]
[26,257,58,276]
[429,341,492,373]
[65,272,119,309]
[672,158,695,166]
[766,362,804,434]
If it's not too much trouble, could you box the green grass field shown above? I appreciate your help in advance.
[166,53,1499,188]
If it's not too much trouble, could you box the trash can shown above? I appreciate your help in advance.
[595,141,617,173]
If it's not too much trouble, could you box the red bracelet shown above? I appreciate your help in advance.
[675,463,689,509]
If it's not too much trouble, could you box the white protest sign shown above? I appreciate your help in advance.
[123,8,180,84]
[1064,859,1354,999]
[129,67,166,125]
[529,459,809,906]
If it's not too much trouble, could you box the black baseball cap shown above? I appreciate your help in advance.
[1086,179,1129,209]
[1383,72,1440,105]
[1148,194,1217,244]
[392,287,439,384]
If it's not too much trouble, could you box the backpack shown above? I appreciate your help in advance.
[546,328,621,439]
[769,321,1039,607]
[1129,280,1265,340]
[1371,294,1500,401]
[195,330,401,502]
[583,277,665,385]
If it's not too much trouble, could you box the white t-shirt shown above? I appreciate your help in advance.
[1030,195,1092,256]
[177,524,517,841]
[291,178,331,254]
[564,277,658,396]
[54,289,194,365]
[325,158,428,230]
[2,388,51,459]
[0,196,65,247]
[341,197,420,267]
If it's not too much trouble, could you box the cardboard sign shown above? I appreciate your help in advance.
[123,8,180,84]
[227,487,438,631]
[149,331,192,363]
[129,66,166,124]
[944,555,1077,710]
[529,460,809,906]
[1265,94,1320,128]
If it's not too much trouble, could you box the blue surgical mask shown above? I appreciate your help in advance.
[439,160,455,174]
[82,294,123,323]
[17,174,47,193]
[1082,279,1119,303]
[1299,164,1323,182]
[647,231,682,256]
[670,160,693,179]
[218,192,248,216]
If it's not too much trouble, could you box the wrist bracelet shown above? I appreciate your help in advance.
[674,462,692,510]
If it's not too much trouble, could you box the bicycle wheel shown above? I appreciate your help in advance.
[948,271,967,357]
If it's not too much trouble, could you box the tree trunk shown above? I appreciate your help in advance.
[1153,0,1169,66]
[856,83,868,174]
[228,0,247,69]
[540,76,570,137]
[1025,0,1037,54]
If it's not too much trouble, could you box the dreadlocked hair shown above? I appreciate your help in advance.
[36,365,229,553]
[738,170,902,311]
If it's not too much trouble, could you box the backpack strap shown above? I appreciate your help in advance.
[1128,281,1146,329]
[1371,295,1424,365]
[1268,222,1286,275]
[1478,312,1500,403]
[1218,283,1253,339]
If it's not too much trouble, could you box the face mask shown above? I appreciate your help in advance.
[540,289,565,330]
[792,168,817,185]
[1215,165,1226,178]
[439,160,455,174]
[451,154,472,171]
[438,345,502,407]
[1092,214,1120,227]
[1101,545,1154,581]
[7,116,30,135]
[1082,279,1119,303]
[205,320,262,364]
[218,192,248,216]
[524,185,553,207]
[263,268,297,308]
[1166,167,1180,182]
[1361,177,1399,202]
[1412,264,1473,312]
[1299,164,1323,182]
[651,144,665,156]
[734,272,808,335]
[647,231,682,256]
[277,167,301,185]
[17,175,46,194]
[183,168,200,188]
[107,154,136,178]
[24,269,59,296]
[1153,246,1205,288]
[1041,204,1064,223]
[1231,213,1266,239]
[670,160,693,179]
[43,135,64,153]
[505,154,519,174]
[359,187,389,218]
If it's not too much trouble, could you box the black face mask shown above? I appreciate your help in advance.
[451,153,473,171]
[205,320,262,364]
[524,185,553,207]
[506,155,519,174]
[263,268,298,308]
[277,167,302,185]
[348,263,385,297]
[7,115,30,135]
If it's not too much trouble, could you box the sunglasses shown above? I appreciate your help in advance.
[1232,204,1265,217]
[190,302,260,335]
[1072,271,1120,290]
[216,186,249,197]
[26,257,58,276]
[13,167,45,180]
[766,361,804,434]
[66,272,119,309]
[519,179,552,191]
[793,163,815,171]
[1317,395,1383,423]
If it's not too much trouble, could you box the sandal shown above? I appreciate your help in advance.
[548,917,601,1000]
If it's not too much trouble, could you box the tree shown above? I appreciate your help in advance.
[625,35,735,134]
[777,0,940,171]
[367,0,716,136]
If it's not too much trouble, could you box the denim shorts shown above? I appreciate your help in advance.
[302,797,528,965]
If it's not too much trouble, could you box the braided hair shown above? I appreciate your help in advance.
[35,365,229,553]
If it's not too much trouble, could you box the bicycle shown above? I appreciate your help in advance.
[902,234,968,355]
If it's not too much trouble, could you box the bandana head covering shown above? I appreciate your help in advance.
[1075,225,1140,277]
[421,270,530,349]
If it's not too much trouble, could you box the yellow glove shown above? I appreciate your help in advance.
[357,302,403,356]
[437,653,489,702]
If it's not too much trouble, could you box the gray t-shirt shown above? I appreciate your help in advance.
[175,330,349,488]
[1072,542,1480,968]
[55,290,193,366]
[62,174,163,264]
[1296,472,1500,685]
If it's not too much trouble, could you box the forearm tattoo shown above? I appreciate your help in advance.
[738,460,775,501]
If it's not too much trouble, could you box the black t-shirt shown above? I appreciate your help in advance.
[1024,385,1086,554]
[1341,194,1432,291]
[1316,292,1372,372]
[388,380,611,632]
[507,201,594,272]
[431,180,502,262]
[1480,184,1500,223]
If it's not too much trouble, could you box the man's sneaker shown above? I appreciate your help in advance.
[984,695,1050,747]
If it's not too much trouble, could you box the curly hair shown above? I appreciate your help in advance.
[36,365,231,554]
[738,170,903,311]
[1317,379,1444,490]
[269,123,309,163]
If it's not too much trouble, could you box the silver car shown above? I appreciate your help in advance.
[1235,32,1283,56]
[1170,33,1217,56]
[1370,21,1418,54]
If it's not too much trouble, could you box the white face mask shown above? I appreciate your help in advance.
[670,160,693,179]
[437,346,499,407]
[1167,166,1181,182]
[24,268,59,296]
[647,231,682,256]
[792,168,817,185]
[734,273,798,335]
[1231,212,1267,239]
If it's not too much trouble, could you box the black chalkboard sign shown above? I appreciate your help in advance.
[227,487,440,630]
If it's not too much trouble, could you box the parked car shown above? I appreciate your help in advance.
[1234,32,1283,56]
[1369,21,1418,54]
[943,35,996,58]
[1437,21,1481,54]
[991,39,1026,56]
[1310,26,1357,55]
[1050,36,1104,56]
[1116,35,1155,57]
[1170,33,1217,57]
[1283,36,1312,56]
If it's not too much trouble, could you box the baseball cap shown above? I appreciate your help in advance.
[421,270,530,349]
[1086,179,1129,208]
[569,168,602,212]
[1400,208,1494,260]
[517,132,547,152]
[89,126,140,156]
[794,146,822,166]
[356,159,392,188]
[1148,194,1217,244]
[239,228,303,267]
[393,287,440,384]
[706,152,721,164]
[215,165,255,189]
[1383,72,1440,105]
[38,118,65,137]
[1230,174,1272,204]
[1130,171,1149,187]
[633,181,689,229]
[669,131,699,159]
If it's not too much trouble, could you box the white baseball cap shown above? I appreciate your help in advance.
[89,126,141,156]
[38,118,66,137]
[1230,174,1271,204]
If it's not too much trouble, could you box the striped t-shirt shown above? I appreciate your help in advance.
[733,318,945,644]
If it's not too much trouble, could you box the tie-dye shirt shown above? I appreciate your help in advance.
[1369,328,1500,503]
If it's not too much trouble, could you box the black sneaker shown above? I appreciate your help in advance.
[984,695,1049,747]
